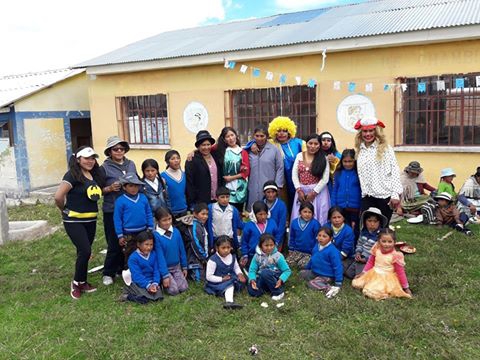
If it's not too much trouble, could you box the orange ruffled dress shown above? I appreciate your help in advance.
[352,244,412,301]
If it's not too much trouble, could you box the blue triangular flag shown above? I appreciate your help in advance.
[279,74,287,85]
[252,68,260,77]
[348,82,356,92]
[417,82,426,93]
[228,61,236,69]
[307,79,316,88]
[455,78,465,89]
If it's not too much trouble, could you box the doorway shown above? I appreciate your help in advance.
[70,118,92,150]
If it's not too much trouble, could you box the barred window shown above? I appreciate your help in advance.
[116,94,169,145]
[399,73,480,146]
[0,121,13,146]
[227,86,316,144]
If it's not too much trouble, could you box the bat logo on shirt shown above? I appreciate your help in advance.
[86,185,102,201]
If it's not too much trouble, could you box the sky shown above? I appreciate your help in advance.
[0,0,367,76]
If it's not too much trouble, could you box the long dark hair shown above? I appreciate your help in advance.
[216,127,240,168]
[68,146,104,185]
[141,159,159,178]
[305,134,327,178]
[335,148,357,174]
[318,131,338,155]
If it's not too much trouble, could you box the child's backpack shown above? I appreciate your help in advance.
[421,201,437,225]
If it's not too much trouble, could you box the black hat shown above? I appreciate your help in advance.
[475,167,480,177]
[119,172,144,186]
[195,130,216,148]
[404,161,423,174]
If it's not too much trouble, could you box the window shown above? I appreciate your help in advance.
[0,120,13,147]
[398,73,480,146]
[116,94,169,145]
[227,86,316,144]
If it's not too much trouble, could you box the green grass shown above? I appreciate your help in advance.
[2,203,480,359]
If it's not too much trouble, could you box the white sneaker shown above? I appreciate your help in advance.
[271,292,284,301]
[102,276,114,286]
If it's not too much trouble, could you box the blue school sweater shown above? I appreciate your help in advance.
[128,250,160,289]
[154,228,188,270]
[241,219,279,258]
[265,198,288,243]
[206,203,244,250]
[325,222,355,259]
[305,243,343,286]
[331,169,362,210]
[289,217,321,254]
[161,171,188,215]
[114,193,154,239]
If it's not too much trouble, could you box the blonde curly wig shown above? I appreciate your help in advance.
[268,116,297,140]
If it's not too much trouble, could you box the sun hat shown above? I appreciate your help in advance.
[434,192,453,202]
[404,161,423,174]
[104,135,130,156]
[194,130,216,148]
[360,207,388,230]
[76,147,98,159]
[119,172,144,186]
[440,168,456,178]
[354,116,385,131]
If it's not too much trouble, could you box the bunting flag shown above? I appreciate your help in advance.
[348,82,356,92]
[252,68,260,77]
[266,71,274,81]
[279,74,287,85]
[307,79,316,88]
[239,65,248,74]
[333,81,341,90]
[401,83,408,92]
[295,76,302,85]
[418,82,426,93]
[455,78,465,89]
[365,83,373,92]
[436,80,445,91]
[383,84,390,91]
[476,76,480,87]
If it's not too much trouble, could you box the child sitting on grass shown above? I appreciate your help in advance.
[325,206,355,274]
[352,228,412,300]
[434,192,473,236]
[300,227,343,299]
[205,236,246,309]
[248,234,291,300]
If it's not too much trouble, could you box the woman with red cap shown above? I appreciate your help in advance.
[354,117,402,224]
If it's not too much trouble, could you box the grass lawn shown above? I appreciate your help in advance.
[2,203,480,359]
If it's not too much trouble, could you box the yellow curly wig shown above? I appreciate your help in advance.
[268,116,297,140]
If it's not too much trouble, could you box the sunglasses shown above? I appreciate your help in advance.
[111,147,126,152]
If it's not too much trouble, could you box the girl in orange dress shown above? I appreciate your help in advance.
[352,229,412,300]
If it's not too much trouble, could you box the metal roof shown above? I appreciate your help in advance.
[76,0,480,68]
[0,68,84,108]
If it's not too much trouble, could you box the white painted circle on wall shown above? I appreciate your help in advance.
[337,95,376,133]
[183,101,209,134]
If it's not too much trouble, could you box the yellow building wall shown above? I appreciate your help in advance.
[88,39,480,184]
[24,118,67,188]
[15,73,89,112]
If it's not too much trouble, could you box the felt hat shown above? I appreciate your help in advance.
[404,161,423,174]
[119,172,144,186]
[354,116,385,131]
[104,136,130,156]
[434,192,453,202]
[76,147,98,159]
[194,130,216,148]
[440,168,456,178]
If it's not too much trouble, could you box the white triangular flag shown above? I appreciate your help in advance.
[295,76,302,85]
[333,81,341,90]
[476,76,480,87]
[240,65,248,74]
[437,80,445,91]
[266,72,274,81]
[365,83,373,92]
[224,59,230,68]
[401,84,408,92]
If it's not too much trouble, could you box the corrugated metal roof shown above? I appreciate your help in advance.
[0,68,85,108]
[76,0,480,68]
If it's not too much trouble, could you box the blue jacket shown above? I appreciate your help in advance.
[265,198,288,244]
[241,219,279,258]
[154,228,187,270]
[128,250,160,289]
[325,222,355,259]
[114,193,154,238]
[142,176,170,214]
[305,243,343,286]
[248,246,291,283]
[331,168,362,210]
[206,203,244,250]
[289,217,321,254]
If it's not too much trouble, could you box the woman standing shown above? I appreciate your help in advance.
[291,134,330,225]
[185,130,223,208]
[54,146,104,299]
[318,131,341,193]
[246,125,284,211]
[355,117,402,223]
[100,136,137,286]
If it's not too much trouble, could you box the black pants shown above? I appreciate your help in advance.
[103,212,124,277]
[361,196,393,226]
[64,221,96,282]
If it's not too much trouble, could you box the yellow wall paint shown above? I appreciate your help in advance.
[24,118,67,188]
[88,40,480,181]
[16,73,89,112]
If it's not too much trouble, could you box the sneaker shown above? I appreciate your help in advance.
[79,282,97,293]
[102,276,114,286]
[70,281,81,300]
[464,229,473,236]
[271,292,285,301]
[223,302,243,310]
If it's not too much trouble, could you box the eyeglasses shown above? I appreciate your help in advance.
[111,147,126,152]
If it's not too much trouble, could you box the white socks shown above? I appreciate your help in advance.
[225,286,234,303]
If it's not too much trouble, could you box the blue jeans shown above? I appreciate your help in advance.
[248,269,284,297]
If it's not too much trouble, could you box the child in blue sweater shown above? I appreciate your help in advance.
[240,201,280,268]
[161,150,188,220]
[125,231,164,303]
[141,159,170,215]
[331,149,361,237]
[300,226,343,299]
[287,202,321,268]
[205,236,246,309]
[114,173,154,264]
[154,208,188,296]
[345,207,387,279]
[207,187,244,251]
[263,181,288,250]
[325,206,355,274]
[248,234,291,300]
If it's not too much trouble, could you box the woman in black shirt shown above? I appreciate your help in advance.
[54,146,104,300]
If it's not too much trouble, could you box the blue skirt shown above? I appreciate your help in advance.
[205,277,241,296]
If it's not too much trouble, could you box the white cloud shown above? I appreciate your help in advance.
[275,0,337,11]
[0,0,225,75]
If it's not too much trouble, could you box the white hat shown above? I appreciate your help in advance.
[76,147,98,159]
[434,192,453,202]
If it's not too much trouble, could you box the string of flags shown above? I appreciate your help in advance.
[224,59,480,93]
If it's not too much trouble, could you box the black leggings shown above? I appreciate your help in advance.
[64,221,96,282]
[103,212,124,277]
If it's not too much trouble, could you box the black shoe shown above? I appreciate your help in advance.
[223,302,243,310]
